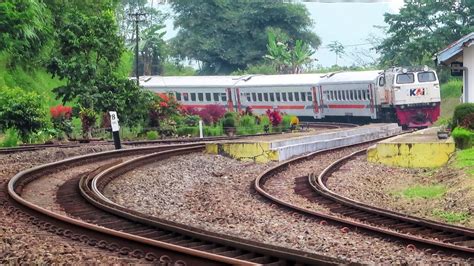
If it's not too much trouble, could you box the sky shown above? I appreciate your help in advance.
[159,0,404,67]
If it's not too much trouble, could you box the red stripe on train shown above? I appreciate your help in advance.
[327,104,366,109]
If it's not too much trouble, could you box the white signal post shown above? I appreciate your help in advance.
[199,120,203,138]
[109,111,122,149]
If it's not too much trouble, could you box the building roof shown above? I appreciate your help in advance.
[436,32,474,65]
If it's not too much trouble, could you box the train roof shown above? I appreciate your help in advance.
[318,70,382,84]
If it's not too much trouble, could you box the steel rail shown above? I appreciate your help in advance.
[85,147,345,265]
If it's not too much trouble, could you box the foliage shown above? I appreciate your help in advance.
[50,105,73,138]
[0,128,20,147]
[177,126,199,137]
[232,63,278,75]
[441,79,463,99]
[146,130,159,140]
[451,127,474,149]
[0,0,52,67]
[281,115,292,129]
[0,86,47,140]
[222,117,236,128]
[158,120,177,137]
[401,185,447,199]
[290,116,299,126]
[376,1,474,66]
[454,148,474,172]
[265,31,315,74]
[171,0,320,74]
[194,105,227,125]
[79,106,97,139]
[327,41,345,66]
[204,126,223,136]
[162,61,196,76]
[452,103,474,129]
[266,109,282,127]
[432,210,470,224]
[149,93,181,127]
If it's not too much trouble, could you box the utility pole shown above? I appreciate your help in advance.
[129,12,146,86]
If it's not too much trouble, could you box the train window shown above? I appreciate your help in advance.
[362,90,366,100]
[300,92,306,101]
[367,89,371,100]
[276,92,281,101]
[270,93,275,102]
[307,92,312,101]
[338,91,342,101]
[378,76,385,86]
[198,93,204,101]
[221,93,227,102]
[246,93,251,101]
[418,71,436,82]
[294,92,300,101]
[258,93,263,102]
[263,93,268,101]
[183,93,189,101]
[396,73,414,84]
[205,93,211,101]
[191,93,196,101]
[350,90,354,101]
[282,92,287,101]
[175,92,182,101]
[288,92,294,101]
[252,93,257,102]
[213,93,219,101]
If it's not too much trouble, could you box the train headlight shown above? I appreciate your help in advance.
[400,105,405,109]
[431,102,436,107]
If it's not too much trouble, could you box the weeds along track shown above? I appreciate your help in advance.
[4,143,345,265]
[255,141,474,259]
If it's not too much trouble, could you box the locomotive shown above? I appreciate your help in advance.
[139,66,441,128]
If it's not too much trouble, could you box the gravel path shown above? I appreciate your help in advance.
[104,151,469,264]
[0,145,143,264]
[327,154,474,228]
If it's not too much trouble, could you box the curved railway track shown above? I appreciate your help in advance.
[4,143,345,265]
[255,141,474,258]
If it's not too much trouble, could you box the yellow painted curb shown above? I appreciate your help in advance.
[206,142,278,163]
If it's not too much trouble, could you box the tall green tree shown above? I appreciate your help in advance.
[170,0,320,74]
[0,0,52,67]
[376,0,473,67]
[327,41,345,66]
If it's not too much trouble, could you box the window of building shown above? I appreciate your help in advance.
[175,92,182,101]
[198,93,203,101]
[205,93,211,101]
[191,93,196,101]
[270,93,275,102]
[263,93,269,101]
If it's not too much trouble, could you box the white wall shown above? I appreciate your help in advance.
[464,45,474,103]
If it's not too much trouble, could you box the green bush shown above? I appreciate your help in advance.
[146,130,159,140]
[222,117,236,128]
[0,86,47,140]
[452,103,474,129]
[281,115,292,130]
[177,126,199,136]
[1,128,20,147]
[204,126,223,136]
[183,115,200,126]
[441,79,463,99]
[451,127,474,149]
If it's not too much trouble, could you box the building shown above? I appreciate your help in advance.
[436,32,474,103]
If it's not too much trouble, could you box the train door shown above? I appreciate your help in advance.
[368,84,377,119]
[234,87,242,113]
[311,86,322,119]
[226,88,234,112]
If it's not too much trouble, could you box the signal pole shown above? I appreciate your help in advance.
[129,12,146,86]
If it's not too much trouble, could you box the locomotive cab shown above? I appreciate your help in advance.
[386,67,441,128]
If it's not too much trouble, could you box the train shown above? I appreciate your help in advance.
[139,66,441,128]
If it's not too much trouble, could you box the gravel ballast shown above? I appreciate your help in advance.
[104,151,470,264]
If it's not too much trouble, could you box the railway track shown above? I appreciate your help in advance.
[255,141,474,258]
[4,143,345,265]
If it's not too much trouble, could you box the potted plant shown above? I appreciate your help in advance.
[223,116,236,136]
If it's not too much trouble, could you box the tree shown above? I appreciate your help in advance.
[265,31,315,74]
[0,0,52,68]
[327,41,345,66]
[170,0,320,74]
[376,0,474,67]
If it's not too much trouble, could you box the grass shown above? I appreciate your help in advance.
[454,148,474,177]
[439,79,463,120]
[432,210,470,223]
[400,185,447,199]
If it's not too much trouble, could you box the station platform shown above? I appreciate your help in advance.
[206,123,402,163]
[367,127,455,168]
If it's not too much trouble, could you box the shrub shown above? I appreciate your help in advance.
[204,126,223,136]
[290,116,299,126]
[177,126,199,136]
[50,105,73,139]
[146,131,159,140]
[441,79,463,99]
[0,128,20,147]
[452,103,474,129]
[202,104,226,124]
[281,115,292,129]
[451,127,474,149]
[222,117,236,128]
[183,115,201,127]
[79,107,97,139]
[266,109,282,127]
[0,86,47,140]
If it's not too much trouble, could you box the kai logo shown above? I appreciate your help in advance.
[409,88,425,96]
